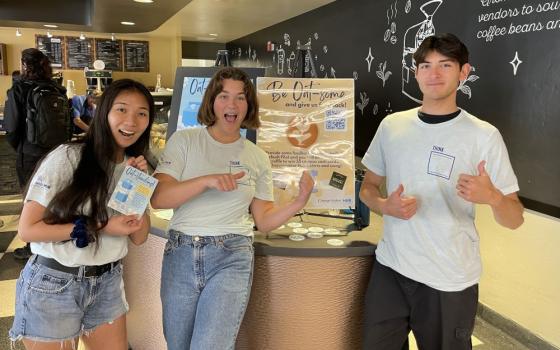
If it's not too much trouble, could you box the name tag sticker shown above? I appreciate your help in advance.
[427,151,455,180]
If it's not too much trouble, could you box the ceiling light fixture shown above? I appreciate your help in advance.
[15,28,22,37]
[44,24,58,28]
[79,32,86,40]
[134,0,154,3]
[121,21,135,26]
[47,31,53,38]
[209,33,218,37]
[111,33,116,41]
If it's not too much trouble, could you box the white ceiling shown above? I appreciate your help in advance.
[0,0,335,42]
[149,0,335,42]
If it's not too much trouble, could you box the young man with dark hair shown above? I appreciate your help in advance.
[360,33,524,350]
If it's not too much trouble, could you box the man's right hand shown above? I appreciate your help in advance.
[382,184,417,220]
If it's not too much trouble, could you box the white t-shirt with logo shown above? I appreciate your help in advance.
[154,127,273,236]
[362,108,519,291]
[27,144,129,267]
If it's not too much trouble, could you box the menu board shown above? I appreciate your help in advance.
[95,39,122,71]
[65,37,94,70]
[35,35,64,68]
[124,40,149,72]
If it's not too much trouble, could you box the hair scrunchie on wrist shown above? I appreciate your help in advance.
[70,216,89,248]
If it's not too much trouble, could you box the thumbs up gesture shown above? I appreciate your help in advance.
[382,184,417,220]
[457,160,500,204]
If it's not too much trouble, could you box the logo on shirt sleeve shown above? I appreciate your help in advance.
[32,175,51,191]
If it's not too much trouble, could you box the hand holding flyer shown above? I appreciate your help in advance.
[108,166,158,215]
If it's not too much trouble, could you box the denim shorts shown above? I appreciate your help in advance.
[9,255,128,343]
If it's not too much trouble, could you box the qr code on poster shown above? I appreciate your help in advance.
[325,108,347,131]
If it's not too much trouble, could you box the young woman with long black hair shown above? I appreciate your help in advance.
[9,79,155,350]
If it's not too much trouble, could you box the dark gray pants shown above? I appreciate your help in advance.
[363,260,478,350]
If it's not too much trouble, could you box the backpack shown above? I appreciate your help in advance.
[25,81,72,149]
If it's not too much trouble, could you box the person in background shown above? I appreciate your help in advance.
[4,48,67,260]
[359,33,524,350]
[11,70,21,84]
[151,67,314,350]
[9,79,154,350]
[71,92,96,134]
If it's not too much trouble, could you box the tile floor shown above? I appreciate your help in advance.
[0,194,531,350]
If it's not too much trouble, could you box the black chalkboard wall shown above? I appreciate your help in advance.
[228,0,560,217]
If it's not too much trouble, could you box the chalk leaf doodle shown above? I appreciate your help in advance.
[457,66,480,99]
[405,0,412,13]
[356,92,369,116]
[376,61,392,87]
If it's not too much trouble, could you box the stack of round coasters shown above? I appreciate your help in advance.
[293,227,309,234]
[289,234,306,241]
[308,227,324,233]
[287,222,303,228]
[326,238,344,246]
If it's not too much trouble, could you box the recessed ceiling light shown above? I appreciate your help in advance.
[209,33,218,37]
[44,24,58,28]
[121,21,135,26]
[134,0,154,3]
[195,36,217,41]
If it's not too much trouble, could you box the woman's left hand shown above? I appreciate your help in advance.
[127,156,148,172]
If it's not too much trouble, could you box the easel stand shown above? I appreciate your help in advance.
[291,43,317,78]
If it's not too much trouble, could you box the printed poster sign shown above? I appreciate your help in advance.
[176,76,209,130]
[257,77,355,209]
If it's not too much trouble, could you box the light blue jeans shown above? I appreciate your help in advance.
[161,230,254,350]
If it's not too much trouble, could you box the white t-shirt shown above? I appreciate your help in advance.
[362,108,519,291]
[27,144,129,267]
[154,127,273,236]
